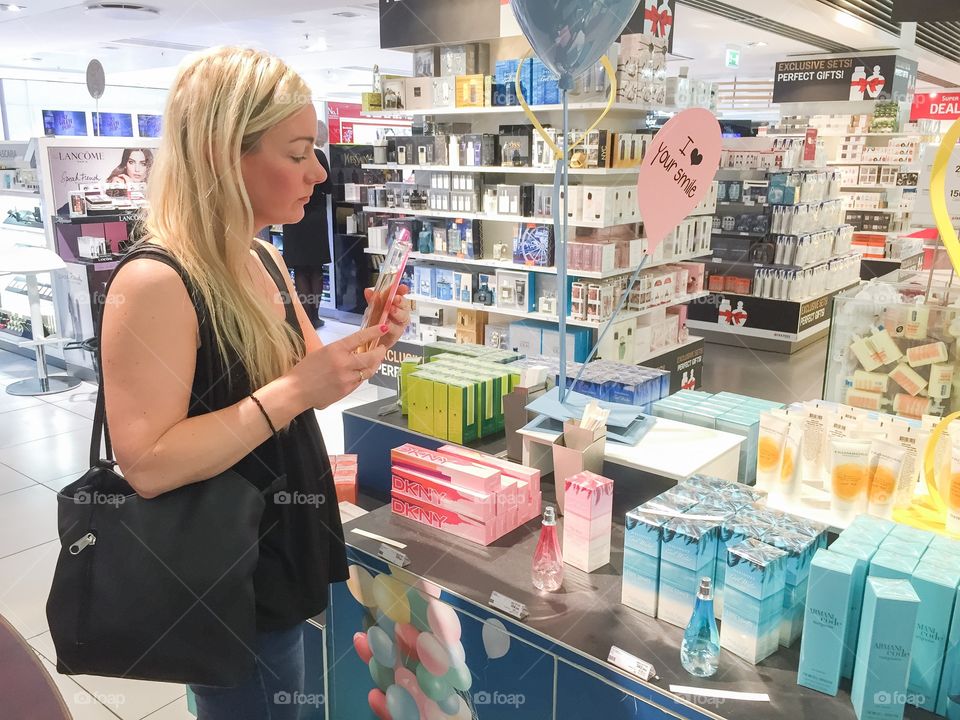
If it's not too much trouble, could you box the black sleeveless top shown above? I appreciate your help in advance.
[114,242,349,631]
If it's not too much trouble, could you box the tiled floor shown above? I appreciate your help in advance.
[0,319,388,720]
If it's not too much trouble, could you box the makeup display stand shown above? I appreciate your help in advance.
[317,501,940,720]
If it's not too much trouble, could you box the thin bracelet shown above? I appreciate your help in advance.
[249,393,279,435]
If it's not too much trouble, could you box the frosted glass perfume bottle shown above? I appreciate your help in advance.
[680,577,720,678]
[532,506,563,592]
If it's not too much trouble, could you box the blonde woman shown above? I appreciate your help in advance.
[100,47,409,718]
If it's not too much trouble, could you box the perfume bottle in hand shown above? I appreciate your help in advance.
[532,506,563,592]
[680,577,720,677]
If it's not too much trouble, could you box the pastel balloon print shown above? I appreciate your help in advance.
[445,661,473,692]
[369,657,395,692]
[417,632,451,676]
[427,600,461,645]
[407,587,432,632]
[437,690,460,715]
[346,564,376,607]
[376,610,396,637]
[395,623,421,663]
[511,0,640,89]
[446,640,466,665]
[482,618,511,659]
[636,108,722,255]
[423,699,448,720]
[352,631,373,664]
[373,574,411,624]
[416,662,455,703]
[367,625,397,668]
[368,688,392,720]
[386,685,420,720]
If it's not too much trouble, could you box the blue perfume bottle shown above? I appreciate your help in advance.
[680,577,720,678]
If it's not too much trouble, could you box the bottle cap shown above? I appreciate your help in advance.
[698,577,712,599]
[543,506,557,525]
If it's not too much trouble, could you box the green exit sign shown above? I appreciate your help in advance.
[725,48,741,69]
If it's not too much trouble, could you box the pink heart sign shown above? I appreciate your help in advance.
[637,107,722,254]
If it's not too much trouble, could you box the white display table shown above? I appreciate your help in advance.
[519,416,745,483]
[1,247,80,396]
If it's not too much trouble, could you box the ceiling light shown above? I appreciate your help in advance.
[84,3,160,20]
[291,18,305,23]
[746,41,767,48]
[333,10,360,17]
[835,10,862,30]
[1,4,25,11]
[23,56,41,62]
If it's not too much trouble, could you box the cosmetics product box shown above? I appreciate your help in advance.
[870,543,924,582]
[438,444,540,503]
[581,186,616,226]
[905,558,960,711]
[391,463,498,522]
[513,224,554,267]
[499,134,532,166]
[405,77,434,110]
[563,471,613,572]
[720,539,788,664]
[851,578,920,720]
[496,270,536,312]
[798,549,858,696]
[439,43,490,77]
[391,443,500,493]
[658,516,721,627]
[413,47,440,77]
[431,77,456,108]
[829,538,879,680]
[383,78,406,110]
[494,58,532,106]
[391,494,502,545]
[623,545,662,617]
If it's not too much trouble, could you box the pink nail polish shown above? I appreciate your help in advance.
[380,324,389,333]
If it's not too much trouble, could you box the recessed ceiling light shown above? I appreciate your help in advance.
[1,4,25,10]
[23,56,41,62]
[84,3,160,20]
[291,18,305,23]
[746,41,767,48]
[333,10,360,17]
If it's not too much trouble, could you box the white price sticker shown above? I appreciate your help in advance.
[489,591,528,620]
[608,645,657,681]
[378,544,410,568]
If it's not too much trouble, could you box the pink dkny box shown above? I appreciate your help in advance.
[437,445,541,496]
[563,530,612,572]
[563,471,613,520]
[391,494,503,546]
[392,444,501,492]
[391,465,498,523]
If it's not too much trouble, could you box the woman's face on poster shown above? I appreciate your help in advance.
[126,150,148,182]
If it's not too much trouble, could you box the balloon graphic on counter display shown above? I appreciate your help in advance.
[368,688,391,720]
[511,0,640,89]
[407,587,431,632]
[427,600,461,645]
[482,618,511,659]
[416,632,451,677]
[385,684,419,720]
[347,565,376,607]
[445,661,473,692]
[394,623,420,664]
[416,661,454,703]
[368,625,397,668]
[373,574,411,624]
[369,657,395,692]
[353,631,373,664]
[636,107,723,255]
[447,640,466,665]
[376,610,397,637]
[437,691,461,715]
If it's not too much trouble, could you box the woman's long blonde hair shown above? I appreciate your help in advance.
[145,46,310,389]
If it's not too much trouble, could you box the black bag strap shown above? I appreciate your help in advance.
[91,244,289,487]
[250,241,302,338]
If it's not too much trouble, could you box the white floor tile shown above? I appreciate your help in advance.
[0,428,91,483]
[0,485,59,557]
[0,462,36,495]
[142,696,192,719]
[0,539,60,639]
[0,390,45,414]
[0,404,92,449]
[31,632,186,720]
[38,382,98,405]
[34,654,122,720]
[52,398,97,420]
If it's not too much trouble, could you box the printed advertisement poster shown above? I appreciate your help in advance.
[46,145,155,217]
[772,54,917,104]
[915,145,960,230]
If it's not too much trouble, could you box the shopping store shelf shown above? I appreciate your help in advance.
[408,291,709,328]
[705,251,860,272]
[361,163,640,176]
[362,205,633,229]
[711,229,768,238]
[0,188,40,198]
[633,335,703,365]
[52,212,141,225]
[365,248,709,279]
[827,160,915,166]
[765,132,916,138]
[840,184,915,191]
[363,101,679,118]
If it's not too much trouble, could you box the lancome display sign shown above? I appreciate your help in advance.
[47,145,155,217]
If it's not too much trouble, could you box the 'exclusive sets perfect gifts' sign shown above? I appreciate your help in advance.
[772,54,917,104]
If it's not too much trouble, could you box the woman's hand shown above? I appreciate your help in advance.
[364,284,411,350]
[288,324,389,410]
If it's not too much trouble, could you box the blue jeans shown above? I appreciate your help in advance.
[190,625,305,720]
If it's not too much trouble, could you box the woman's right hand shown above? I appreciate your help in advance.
[289,323,389,410]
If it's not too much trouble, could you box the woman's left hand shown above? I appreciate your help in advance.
[365,284,411,349]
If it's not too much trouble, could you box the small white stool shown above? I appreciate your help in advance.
[1,247,81,396]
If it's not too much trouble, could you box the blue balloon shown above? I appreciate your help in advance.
[367,626,397,668]
[376,610,396,637]
[369,657,395,692]
[511,0,640,89]
[386,684,420,720]
[407,588,431,632]
[438,690,461,715]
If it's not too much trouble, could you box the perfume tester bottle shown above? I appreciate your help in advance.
[680,577,720,677]
[532,506,563,592]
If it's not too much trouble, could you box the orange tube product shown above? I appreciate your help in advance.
[906,341,948,368]
[830,439,871,519]
[756,412,790,493]
[893,394,934,419]
[853,370,889,393]
[889,363,927,396]
[845,388,890,412]
[869,328,903,365]
[866,439,906,520]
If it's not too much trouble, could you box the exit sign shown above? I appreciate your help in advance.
[725,48,740,69]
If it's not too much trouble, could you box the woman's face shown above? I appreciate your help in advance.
[125,151,148,182]
[241,105,327,229]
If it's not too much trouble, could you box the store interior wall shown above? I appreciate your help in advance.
[0,78,167,140]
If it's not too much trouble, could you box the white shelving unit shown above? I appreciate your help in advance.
[362,101,678,118]
[0,188,40,198]
[361,163,640,176]
[363,247,709,280]
[408,291,710,329]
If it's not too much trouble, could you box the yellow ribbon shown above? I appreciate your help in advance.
[514,53,618,158]
[893,118,960,532]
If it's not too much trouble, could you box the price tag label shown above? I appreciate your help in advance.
[489,591,528,620]
[378,544,410,568]
[608,645,657,681]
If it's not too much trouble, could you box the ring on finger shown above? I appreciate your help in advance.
[358,369,365,383]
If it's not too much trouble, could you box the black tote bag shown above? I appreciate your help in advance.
[46,248,284,686]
